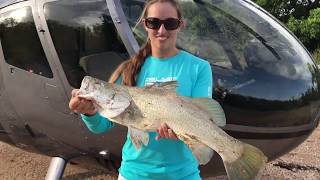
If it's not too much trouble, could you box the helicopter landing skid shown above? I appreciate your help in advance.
[45,157,67,180]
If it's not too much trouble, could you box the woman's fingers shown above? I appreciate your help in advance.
[161,123,170,138]
[69,89,96,115]
[155,128,163,140]
[168,129,178,139]
[69,89,81,111]
[76,98,88,113]
[71,89,79,97]
[69,96,81,111]
[77,98,96,115]
[156,123,178,140]
[156,124,165,140]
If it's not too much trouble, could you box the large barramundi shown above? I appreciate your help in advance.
[78,76,267,180]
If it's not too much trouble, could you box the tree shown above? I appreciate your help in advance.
[253,0,320,63]
[287,8,320,51]
[253,0,320,22]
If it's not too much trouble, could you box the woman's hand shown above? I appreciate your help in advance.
[155,123,178,140]
[69,89,97,116]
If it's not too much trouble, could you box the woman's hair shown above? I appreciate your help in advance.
[108,0,183,86]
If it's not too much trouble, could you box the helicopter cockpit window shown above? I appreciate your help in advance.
[121,1,312,80]
[120,0,237,69]
[120,0,145,45]
[178,1,254,70]
[0,6,53,78]
[43,0,128,88]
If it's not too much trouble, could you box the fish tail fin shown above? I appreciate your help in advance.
[223,143,268,180]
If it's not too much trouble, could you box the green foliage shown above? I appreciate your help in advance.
[313,48,320,65]
[287,8,320,51]
[254,0,288,21]
[253,0,320,61]
[179,1,252,63]
[253,0,320,22]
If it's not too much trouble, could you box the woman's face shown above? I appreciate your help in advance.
[144,2,181,56]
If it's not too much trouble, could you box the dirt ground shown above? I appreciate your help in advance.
[0,126,319,180]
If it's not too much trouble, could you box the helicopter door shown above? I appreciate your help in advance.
[0,1,90,152]
[32,0,137,153]
[0,3,61,120]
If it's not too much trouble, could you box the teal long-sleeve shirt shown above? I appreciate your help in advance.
[81,51,213,180]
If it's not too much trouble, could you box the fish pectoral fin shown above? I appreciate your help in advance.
[129,127,149,150]
[191,98,226,127]
[178,134,214,165]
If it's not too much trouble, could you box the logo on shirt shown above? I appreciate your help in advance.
[145,77,177,86]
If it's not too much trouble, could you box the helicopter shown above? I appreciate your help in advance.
[0,0,319,179]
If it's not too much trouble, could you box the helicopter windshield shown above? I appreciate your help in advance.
[120,0,317,103]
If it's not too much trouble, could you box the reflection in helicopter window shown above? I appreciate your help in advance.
[43,0,128,88]
[121,0,240,70]
[120,0,318,127]
[120,0,146,46]
[0,6,53,78]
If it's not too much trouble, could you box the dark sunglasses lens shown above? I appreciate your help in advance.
[145,18,180,30]
[145,18,161,29]
[164,18,180,30]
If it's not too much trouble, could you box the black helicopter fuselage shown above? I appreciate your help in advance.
[0,0,319,177]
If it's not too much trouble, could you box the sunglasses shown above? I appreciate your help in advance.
[144,17,181,30]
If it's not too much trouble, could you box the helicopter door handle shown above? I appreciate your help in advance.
[39,29,45,33]
[10,67,14,74]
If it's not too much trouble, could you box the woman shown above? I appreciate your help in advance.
[69,0,213,179]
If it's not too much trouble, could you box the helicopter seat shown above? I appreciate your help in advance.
[79,52,123,81]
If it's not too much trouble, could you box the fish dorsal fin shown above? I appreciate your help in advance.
[145,81,177,92]
[191,98,226,127]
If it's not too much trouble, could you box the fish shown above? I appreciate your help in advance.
[78,76,267,180]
